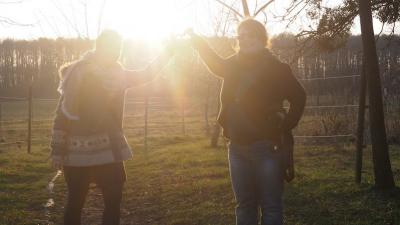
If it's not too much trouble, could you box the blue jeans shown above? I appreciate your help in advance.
[228,141,284,225]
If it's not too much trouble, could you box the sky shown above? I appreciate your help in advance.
[0,0,397,41]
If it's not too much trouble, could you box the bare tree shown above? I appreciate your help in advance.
[49,0,108,39]
[213,0,275,20]
[0,0,33,27]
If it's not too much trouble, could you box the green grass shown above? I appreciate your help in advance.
[0,135,399,225]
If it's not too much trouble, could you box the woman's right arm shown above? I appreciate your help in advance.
[190,34,231,78]
[124,49,174,88]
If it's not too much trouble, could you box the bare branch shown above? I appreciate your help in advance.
[80,0,89,38]
[52,0,82,37]
[375,20,386,43]
[0,0,24,4]
[0,0,32,27]
[97,0,107,35]
[284,3,308,28]
[390,22,396,36]
[253,0,259,15]
[280,0,307,21]
[241,0,250,17]
[214,0,244,18]
[0,16,32,26]
[38,10,61,37]
[261,10,268,25]
[69,0,78,36]
[221,7,234,36]
[254,0,275,17]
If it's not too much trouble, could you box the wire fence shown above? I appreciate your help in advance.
[2,73,399,152]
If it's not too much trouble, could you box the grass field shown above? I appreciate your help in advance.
[0,134,399,225]
[0,98,399,224]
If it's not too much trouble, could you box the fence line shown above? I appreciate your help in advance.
[299,75,360,81]
[0,103,2,140]
[0,73,373,151]
[0,101,362,141]
[303,104,359,109]
[0,74,362,103]
[0,97,27,101]
[294,134,354,138]
[0,141,25,146]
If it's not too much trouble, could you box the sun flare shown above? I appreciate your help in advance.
[103,1,190,41]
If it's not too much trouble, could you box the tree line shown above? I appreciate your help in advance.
[0,35,399,100]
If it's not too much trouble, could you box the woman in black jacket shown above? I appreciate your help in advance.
[188,19,306,225]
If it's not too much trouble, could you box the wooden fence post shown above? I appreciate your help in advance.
[181,96,186,136]
[144,96,149,151]
[204,82,210,135]
[0,102,3,141]
[27,84,33,154]
[355,59,367,184]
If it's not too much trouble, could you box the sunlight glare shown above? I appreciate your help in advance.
[103,1,189,41]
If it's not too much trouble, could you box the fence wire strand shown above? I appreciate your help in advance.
[0,74,366,146]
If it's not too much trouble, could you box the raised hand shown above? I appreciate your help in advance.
[164,35,179,57]
[184,28,206,50]
[184,28,195,37]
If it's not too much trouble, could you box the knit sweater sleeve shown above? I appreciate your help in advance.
[50,96,70,159]
[281,63,306,130]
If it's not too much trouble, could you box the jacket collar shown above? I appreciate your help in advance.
[237,48,273,68]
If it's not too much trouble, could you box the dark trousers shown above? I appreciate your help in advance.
[63,162,126,225]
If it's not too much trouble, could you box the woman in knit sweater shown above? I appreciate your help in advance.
[50,30,175,225]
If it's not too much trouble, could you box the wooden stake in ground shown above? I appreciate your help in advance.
[0,103,3,141]
[144,96,149,152]
[181,96,186,136]
[27,83,33,154]
[355,58,367,184]
[204,82,210,135]
[358,0,395,189]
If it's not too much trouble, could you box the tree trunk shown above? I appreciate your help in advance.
[241,0,250,17]
[358,0,395,189]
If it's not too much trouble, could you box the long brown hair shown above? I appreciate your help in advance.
[58,61,75,79]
